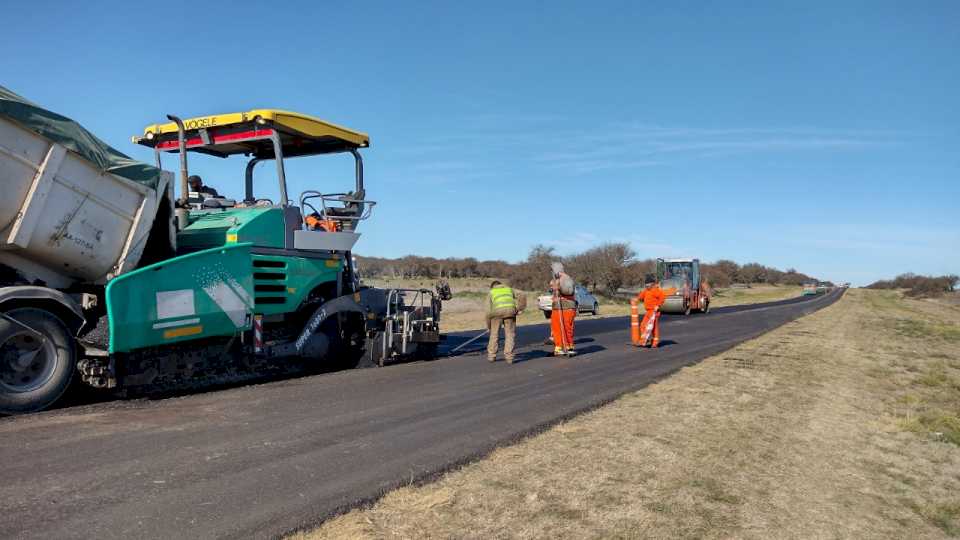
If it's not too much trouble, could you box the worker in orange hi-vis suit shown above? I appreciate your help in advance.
[549,262,577,356]
[635,274,677,348]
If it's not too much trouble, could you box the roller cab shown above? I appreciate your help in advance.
[657,258,712,315]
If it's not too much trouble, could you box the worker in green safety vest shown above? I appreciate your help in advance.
[487,280,520,363]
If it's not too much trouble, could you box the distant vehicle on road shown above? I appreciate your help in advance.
[657,258,711,315]
[538,285,600,318]
[802,283,819,295]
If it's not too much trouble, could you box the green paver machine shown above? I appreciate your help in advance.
[0,99,446,414]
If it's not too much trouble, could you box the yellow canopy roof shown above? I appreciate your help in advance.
[135,109,369,158]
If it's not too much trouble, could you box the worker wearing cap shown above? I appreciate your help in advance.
[635,274,677,348]
[486,280,519,363]
[549,262,577,356]
[188,175,220,199]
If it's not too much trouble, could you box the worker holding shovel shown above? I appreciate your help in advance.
[633,274,677,348]
[549,262,577,356]
[486,280,521,363]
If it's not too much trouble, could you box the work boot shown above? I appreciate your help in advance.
[488,356,497,363]
[506,357,515,364]
[565,348,577,357]
[553,347,564,356]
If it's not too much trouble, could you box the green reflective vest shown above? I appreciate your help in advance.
[490,286,517,311]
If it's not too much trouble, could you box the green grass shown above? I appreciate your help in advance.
[903,411,960,446]
[454,290,487,300]
[865,290,960,343]
[892,319,960,342]
[895,355,960,448]
[710,285,802,307]
[916,364,960,390]
[908,500,960,536]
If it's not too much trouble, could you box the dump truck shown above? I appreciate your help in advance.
[656,258,711,315]
[0,87,446,414]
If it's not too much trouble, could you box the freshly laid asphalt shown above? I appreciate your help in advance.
[0,289,843,540]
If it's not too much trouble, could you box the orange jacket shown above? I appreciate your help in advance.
[636,286,677,311]
[304,214,340,232]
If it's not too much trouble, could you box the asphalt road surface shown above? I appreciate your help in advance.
[0,289,843,540]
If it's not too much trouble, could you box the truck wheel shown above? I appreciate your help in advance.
[591,302,599,316]
[683,302,691,316]
[0,308,76,415]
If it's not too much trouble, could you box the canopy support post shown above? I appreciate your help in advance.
[269,132,288,206]
[244,158,262,203]
[350,148,364,197]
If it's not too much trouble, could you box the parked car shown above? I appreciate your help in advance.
[538,285,600,318]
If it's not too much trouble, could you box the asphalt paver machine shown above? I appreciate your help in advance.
[0,98,446,413]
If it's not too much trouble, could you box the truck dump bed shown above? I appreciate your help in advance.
[0,86,172,287]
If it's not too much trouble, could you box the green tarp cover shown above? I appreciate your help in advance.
[0,85,160,190]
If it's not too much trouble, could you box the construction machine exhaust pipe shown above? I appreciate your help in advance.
[166,114,190,230]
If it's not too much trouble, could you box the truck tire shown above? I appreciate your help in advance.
[683,302,691,316]
[591,302,599,316]
[0,308,76,415]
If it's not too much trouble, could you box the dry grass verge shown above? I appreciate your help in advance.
[710,284,803,307]
[295,289,960,539]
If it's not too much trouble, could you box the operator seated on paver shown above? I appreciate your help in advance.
[304,211,340,232]
[188,175,221,199]
[486,280,520,363]
[549,262,577,356]
[634,274,677,348]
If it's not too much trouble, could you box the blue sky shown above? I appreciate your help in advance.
[2,1,957,285]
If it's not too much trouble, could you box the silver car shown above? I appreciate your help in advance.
[537,285,600,317]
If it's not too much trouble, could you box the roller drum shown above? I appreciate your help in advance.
[660,296,687,314]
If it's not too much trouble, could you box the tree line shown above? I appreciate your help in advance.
[356,243,825,296]
[866,273,959,298]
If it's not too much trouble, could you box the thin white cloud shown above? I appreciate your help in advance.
[412,160,476,172]
[544,232,692,259]
[544,232,602,253]
[543,158,662,174]
[389,119,911,181]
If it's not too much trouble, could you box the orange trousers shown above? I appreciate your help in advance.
[551,308,576,351]
[639,309,661,347]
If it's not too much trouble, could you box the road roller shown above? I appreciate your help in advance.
[657,258,711,315]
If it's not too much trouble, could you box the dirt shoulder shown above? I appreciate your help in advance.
[296,289,960,539]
